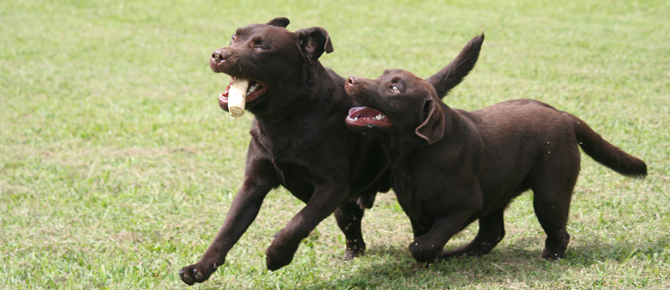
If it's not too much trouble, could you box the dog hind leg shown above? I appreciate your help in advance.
[335,200,367,260]
[531,156,580,259]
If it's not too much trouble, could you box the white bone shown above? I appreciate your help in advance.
[228,78,249,117]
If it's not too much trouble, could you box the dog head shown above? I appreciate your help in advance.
[345,33,484,145]
[210,17,334,115]
[345,70,446,145]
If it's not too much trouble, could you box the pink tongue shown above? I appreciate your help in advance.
[348,107,366,117]
[221,77,235,97]
[348,106,383,118]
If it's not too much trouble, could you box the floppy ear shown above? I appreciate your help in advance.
[266,17,290,28]
[426,32,484,98]
[415,99,446,145]
[295,27,334,64]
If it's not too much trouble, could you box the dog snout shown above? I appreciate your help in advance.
[211,50,231,62]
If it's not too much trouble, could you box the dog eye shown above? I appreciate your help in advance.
[390,85,400,93]
[254,46,266,51]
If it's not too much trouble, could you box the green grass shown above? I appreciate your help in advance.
[1,0,669,288]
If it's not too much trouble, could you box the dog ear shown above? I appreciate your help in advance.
[266,17,290,28]
[426,32,484,98]
[295,27,334,64]
[415,99,446,145]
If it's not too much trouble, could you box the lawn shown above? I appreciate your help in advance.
[1,0,669,289]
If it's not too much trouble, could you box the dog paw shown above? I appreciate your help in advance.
[343,239,366,261]
[540,233,569,260]
[540,249,565,260]
[408,241,442,263]
[265,240,299,271]
[344,249,364,261]
[179,261,220,285]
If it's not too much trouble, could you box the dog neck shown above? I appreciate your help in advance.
[250,62,345,123]
[250,62,353,157]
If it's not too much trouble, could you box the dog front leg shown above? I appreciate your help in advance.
[265,181,349,270]
[179,159,279,285]
[408,210,474,263]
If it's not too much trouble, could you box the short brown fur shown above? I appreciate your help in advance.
[179,19,483,285]
[344,34,647,263]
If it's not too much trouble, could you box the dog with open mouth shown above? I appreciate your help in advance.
[344,34,647,264]
[179,17,388,285]
[179,18,483,285]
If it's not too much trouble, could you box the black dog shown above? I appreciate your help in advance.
[179,18,482,285]
[344,35,647,263]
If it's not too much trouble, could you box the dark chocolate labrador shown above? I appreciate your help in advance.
[344,36,647,263]
[179,18,483,284]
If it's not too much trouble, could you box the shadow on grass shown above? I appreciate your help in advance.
[300,234,670,289]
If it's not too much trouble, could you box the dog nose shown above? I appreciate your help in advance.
[211,50,230,62]
[347,76,358,86]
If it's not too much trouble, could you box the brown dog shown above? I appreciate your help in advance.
[344,37,647,263]
[179,18,483,285]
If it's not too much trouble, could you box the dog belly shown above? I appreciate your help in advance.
[272,162,317,203]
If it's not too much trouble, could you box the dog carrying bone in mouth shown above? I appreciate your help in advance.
[182,17,440,285]
[219,77,266,118]
[227,78,249,117]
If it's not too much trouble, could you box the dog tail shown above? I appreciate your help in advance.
[427,32,484,98]
[567,113,647,178]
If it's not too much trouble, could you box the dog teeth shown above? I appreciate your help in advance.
[348,115,386,121]
[348,115,386,122]
[247,83,259,94]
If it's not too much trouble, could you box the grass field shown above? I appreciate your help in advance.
[1,0,669,289]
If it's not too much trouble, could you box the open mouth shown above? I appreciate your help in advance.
[218,77,268,111]
[345,106,391,127]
